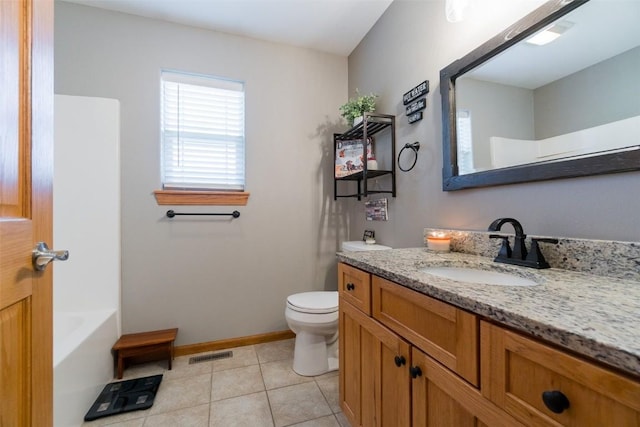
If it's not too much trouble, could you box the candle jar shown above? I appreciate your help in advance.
[427,232,451,252]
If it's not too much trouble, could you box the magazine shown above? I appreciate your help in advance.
[335,138,374,178]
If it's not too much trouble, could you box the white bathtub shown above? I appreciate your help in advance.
[54,310,118,427]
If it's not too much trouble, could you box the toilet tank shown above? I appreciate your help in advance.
[341,241,392,252]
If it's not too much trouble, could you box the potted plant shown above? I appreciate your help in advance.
[339,89,378,126]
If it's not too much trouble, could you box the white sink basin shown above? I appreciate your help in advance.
[420,266,539,287]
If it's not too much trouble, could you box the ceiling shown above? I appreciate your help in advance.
[60,0,394,56]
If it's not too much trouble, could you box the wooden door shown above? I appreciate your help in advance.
[340,299,363,426]
[361,314,410,427]
[412,348,525,427]
[0,0,54,425]
[340,299,410,427]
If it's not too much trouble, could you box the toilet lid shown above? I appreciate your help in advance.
[287,292,339,314]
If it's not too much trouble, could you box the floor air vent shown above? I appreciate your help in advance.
[189,351,233,364]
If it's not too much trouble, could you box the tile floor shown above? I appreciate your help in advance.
[82,339,351,427]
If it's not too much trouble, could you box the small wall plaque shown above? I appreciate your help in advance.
[365,199,388,221]
[403,80,429,105]
[408,111,423,124]
[405,98,426,116]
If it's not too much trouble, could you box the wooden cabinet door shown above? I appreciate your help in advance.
[340,299,411,427]
[412,348,525,427]
[0,0,54,425]
[481,321,640,426]
[372,275,479,386]
[340,299,364,426]
[338,262,372,314]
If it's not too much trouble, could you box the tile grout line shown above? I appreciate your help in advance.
[314,375,335,415]
[207,364,213,427]
[258,357,278,427]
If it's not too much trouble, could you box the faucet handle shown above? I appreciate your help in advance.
[489,234,512,259]
[525,238,559,269]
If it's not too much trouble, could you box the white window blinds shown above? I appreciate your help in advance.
[161,71,245,191]
[456,109,474,175]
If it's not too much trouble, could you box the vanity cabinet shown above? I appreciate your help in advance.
[338,262,640,426]
[338,262,520,427]
[481,321,640,426]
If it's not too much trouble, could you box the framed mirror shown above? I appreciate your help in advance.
[440,0,640,191]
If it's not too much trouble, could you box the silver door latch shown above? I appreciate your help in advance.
[32,242,69,271]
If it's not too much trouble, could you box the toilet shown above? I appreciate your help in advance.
[286,291,339,376]
[285,240,391,376]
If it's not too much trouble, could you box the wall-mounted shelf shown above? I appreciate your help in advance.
[334,113,396,200]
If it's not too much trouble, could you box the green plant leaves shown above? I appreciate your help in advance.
[339,89,378,124]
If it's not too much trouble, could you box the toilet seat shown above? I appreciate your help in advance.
[286,292,338,314]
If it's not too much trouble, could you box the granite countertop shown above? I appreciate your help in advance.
[336,248,640,378]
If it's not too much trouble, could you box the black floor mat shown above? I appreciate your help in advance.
[84,374,163,421]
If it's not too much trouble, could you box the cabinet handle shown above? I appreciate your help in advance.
[346,283,355,291]
[409,366,422,379]
[542,390,570,414]
[394,355,406,367]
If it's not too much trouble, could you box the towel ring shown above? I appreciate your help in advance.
[398,142,420,172]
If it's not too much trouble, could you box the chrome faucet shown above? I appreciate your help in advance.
[488,218,558,269]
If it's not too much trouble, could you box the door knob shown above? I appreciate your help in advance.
[32,242,69,271]
[394,355,406,367]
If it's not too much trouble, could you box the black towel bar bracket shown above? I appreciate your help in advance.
[166,210,240,219]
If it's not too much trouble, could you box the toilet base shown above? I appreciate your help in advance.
[328,356,339,372]
[292,331,339,377]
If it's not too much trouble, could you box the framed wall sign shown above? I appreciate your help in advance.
[403,80,429,105]
[408,111,423,124]
[405,98,426,115]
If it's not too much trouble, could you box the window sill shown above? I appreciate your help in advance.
[153,190,250,206]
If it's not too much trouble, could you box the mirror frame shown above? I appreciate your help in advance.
[440,0,640,191]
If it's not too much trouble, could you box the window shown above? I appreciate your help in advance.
[158,70,246,202]
[456,109,474,175]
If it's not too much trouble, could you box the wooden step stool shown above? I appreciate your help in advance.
[112,328,178,379]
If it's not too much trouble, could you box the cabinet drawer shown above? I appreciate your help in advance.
[481,321,640,426]
[338,263,371,315]
[372,276,479,386]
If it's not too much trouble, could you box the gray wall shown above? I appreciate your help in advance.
[347,0,640,246]
[535,46,640,139]
[55,2,349,345]
[457,78,534,171]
